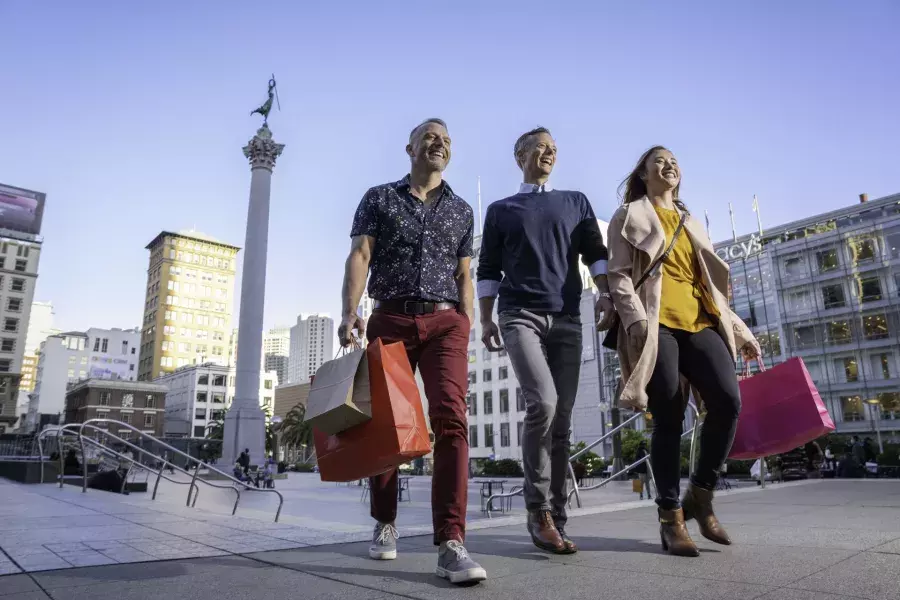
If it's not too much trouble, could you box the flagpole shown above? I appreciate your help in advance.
[728,202,737,241]
[752,194,763,236]
[476,176,484,235]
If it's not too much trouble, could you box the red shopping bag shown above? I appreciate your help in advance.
[313,338,430,482]
[729,357,835,460]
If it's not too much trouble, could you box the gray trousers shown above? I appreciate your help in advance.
[499,309,582,524]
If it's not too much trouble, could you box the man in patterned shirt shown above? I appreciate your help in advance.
[338,118,485,585]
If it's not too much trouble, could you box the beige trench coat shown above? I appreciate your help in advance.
[606,197,756,411]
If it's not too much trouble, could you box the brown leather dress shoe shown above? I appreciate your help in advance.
[527,510,566,554]
[659,508,700,557]
[555,522,578,554]
[682,483,732,545]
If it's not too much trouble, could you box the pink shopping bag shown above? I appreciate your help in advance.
[728,357,835,460]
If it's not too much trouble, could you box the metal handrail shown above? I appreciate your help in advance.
[485,402,701,517]
[36,419,284,522]
[568,402,701,509]
[565,425,696,508]
[38,425,202,502]
[77,418,284,521]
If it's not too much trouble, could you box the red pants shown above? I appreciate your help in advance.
[366,308,470,545]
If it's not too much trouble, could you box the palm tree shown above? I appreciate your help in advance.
[278,403,314,463]
[205,418,224,441]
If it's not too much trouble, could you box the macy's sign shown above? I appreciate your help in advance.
[716,234,763,261]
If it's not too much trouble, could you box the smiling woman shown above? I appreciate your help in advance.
[607,145,761,558]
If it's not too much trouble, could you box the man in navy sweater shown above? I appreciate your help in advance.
[477,127,614,554]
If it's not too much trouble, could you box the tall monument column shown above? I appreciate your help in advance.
[222,122,285,467]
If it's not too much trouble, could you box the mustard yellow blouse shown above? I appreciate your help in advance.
[654,206,719,332]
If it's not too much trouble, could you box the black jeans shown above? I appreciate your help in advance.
[647,326,741,511]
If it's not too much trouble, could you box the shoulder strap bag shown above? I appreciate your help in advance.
[601,210,688,350]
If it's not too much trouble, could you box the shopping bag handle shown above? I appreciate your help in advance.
[742,356,767,378]
[335,338,361,358]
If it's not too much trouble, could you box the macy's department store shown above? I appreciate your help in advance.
[715,192,900,442]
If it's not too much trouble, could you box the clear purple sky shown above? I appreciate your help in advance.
[2,1,898,333]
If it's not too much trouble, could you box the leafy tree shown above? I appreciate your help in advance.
[621,428,649,465]
[278,403,315,461]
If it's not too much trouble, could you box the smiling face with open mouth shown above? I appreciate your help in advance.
[408,121,452,173]
[518,131,557,182]
[643,148,681,194]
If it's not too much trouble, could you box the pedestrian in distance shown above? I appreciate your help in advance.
[338,118,486,584]
[477,126,615,555]
[606,146,761,557]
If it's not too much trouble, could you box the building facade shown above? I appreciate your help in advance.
[26,328,141,432]
[138,231,239,381]
[0,237,43,431]
[263,326,290,385]
[287,314,334,384]
[158,362,277,439]
[64,379,167,439]
[716,192,900,442]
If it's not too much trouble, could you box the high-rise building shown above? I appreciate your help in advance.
[14,301,60,430]
[26,327,141,432]
[263,326,290,386]
[0,234,44,430]
[287,314,334,383]
[138,231,240,381]
[24,301,58,354]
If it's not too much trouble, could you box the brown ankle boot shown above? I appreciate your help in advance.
[682,483,731,545]
[659,508,700,557]
[527,510,566,554]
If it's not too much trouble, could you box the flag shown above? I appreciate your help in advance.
[752,195,763,236]
[728,202,737,241]
[705,210,710,234]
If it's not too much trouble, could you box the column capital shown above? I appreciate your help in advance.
[242,124,285,171]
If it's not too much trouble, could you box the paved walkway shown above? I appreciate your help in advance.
[0,479,897,599]
[0,472,726,573]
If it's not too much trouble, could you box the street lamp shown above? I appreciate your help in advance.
[865,398,884,454]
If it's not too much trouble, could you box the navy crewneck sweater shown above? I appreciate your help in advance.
[477,189,608,315]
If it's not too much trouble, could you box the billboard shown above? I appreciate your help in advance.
[90,356,133,381]
[0,183,46,236]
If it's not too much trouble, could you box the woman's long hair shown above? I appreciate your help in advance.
[618,145,686,211]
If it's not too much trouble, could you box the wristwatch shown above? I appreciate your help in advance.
[598,292,612,300]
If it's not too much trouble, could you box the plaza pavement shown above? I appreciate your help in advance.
[0,477,897,599]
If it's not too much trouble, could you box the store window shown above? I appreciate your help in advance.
[876,392,899,420]
[840,395,864,421]
[816,248,840,273]
[793,325,818,350]
[787,290,813,315]
[782,256,807,279]
[863,314,889,341]
[857,276,883,303]
[821,284,846,309]
[872,353,892,380]
[840,357,858,383]
[826,321,852,345]
[849,238,877,265]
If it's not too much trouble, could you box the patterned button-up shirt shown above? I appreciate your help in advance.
[350,175,474,303]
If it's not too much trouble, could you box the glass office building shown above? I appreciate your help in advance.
[717,192,900,441]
